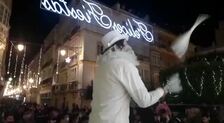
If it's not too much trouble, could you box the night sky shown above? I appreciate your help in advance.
[8,0,223,63]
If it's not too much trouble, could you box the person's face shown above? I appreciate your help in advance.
[5,115,15,123]
[202,116,210,123]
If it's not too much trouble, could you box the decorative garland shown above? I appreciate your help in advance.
[184,68,205,97]
[7,44,13,75]
[160,52,224,103]
[13,54,18,78]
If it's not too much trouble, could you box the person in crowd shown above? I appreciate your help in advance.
[60,114,70,123]
[2,112,15,123]
[89,30,182,123]
[19,109,36,123]
[201,114,210,123]
[48,108,61,123]
[155,101,172,123]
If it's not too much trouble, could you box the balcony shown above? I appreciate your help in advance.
[40,78,52,85]
[52,81,79,94]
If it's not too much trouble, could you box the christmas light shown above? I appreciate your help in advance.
[28,78,34,84]
[56,49,60,74]
[38,47,42,77]
[215,66,223,96]
[40,0,154,42]
[13,54,19,78]
[19,46,26,85]
[204,58,210,65]
[65,57,71,63]
[60,49,66,56]
[8,77,12,82]
[184,68,205,97]
[7,44,13,75]
[17,44,24,51]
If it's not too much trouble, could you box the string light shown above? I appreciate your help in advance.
[20,46,26,75]
[23,65,28,85]
[204,57,223,96]
[184,56,224,96]
[56,49,60,74]
[13,54,19,78]
[215,66,223,96]
[7,44,13,75]
[211,70,220,96]
[204,58,210,65]
[38,47,42,76]
[184,68,205,97]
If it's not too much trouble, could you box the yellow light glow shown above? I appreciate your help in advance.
[60,49,66,56]
[28,78,34,84]
[17,44,25,51]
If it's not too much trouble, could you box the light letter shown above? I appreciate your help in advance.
[40,0,55,12]
[133,19,153,42]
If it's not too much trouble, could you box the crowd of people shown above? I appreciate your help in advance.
[0,98,90,123]
[1,98,223,123]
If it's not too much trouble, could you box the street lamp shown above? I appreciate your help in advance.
[17,44,25,51]
[60,49,66,56]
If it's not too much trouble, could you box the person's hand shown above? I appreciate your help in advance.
[163,73,183,94]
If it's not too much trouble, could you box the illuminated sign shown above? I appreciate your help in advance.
[40,0,154,42]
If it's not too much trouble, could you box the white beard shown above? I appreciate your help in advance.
[98,45,139,66]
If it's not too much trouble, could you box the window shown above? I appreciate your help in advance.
[137,67,151,89]
[138,67,150,82]
[97,42,103,55]
[151,51,160,66]
[67,67,77,82]
[60,84,67,91]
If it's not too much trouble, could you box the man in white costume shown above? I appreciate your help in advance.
[89,30,182,123]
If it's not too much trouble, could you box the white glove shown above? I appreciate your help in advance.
[164,73,183,94]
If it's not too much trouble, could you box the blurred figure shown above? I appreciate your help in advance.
[155,101,171,123]
[185,107,201,123]
[48,108,61,123]
[202,115,210,123]
[60,114,70,123]
[3,112,15,123]
[21,109,36,123]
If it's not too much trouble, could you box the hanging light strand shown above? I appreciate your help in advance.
[38,47,42,76]
[215,66,223,96]
[56,49,60,75]
[184,68,205,97]
[20,46,26,75]
[19,46,26,86]
[23,65,28,85]
[13,54,19,78]
[7,44,13,75]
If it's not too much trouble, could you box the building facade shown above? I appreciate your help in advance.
[28,0,179,110]
[0,0,12,98]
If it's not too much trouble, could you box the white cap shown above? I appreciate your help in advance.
[101,30,129,50]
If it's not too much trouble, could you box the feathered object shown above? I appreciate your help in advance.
[171,14,210,59]
[164,73,182,94]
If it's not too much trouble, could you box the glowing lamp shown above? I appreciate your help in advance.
[60,49,66,56]
[17,44,25,51]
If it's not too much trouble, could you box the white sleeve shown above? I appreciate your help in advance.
[120,62,164,108]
